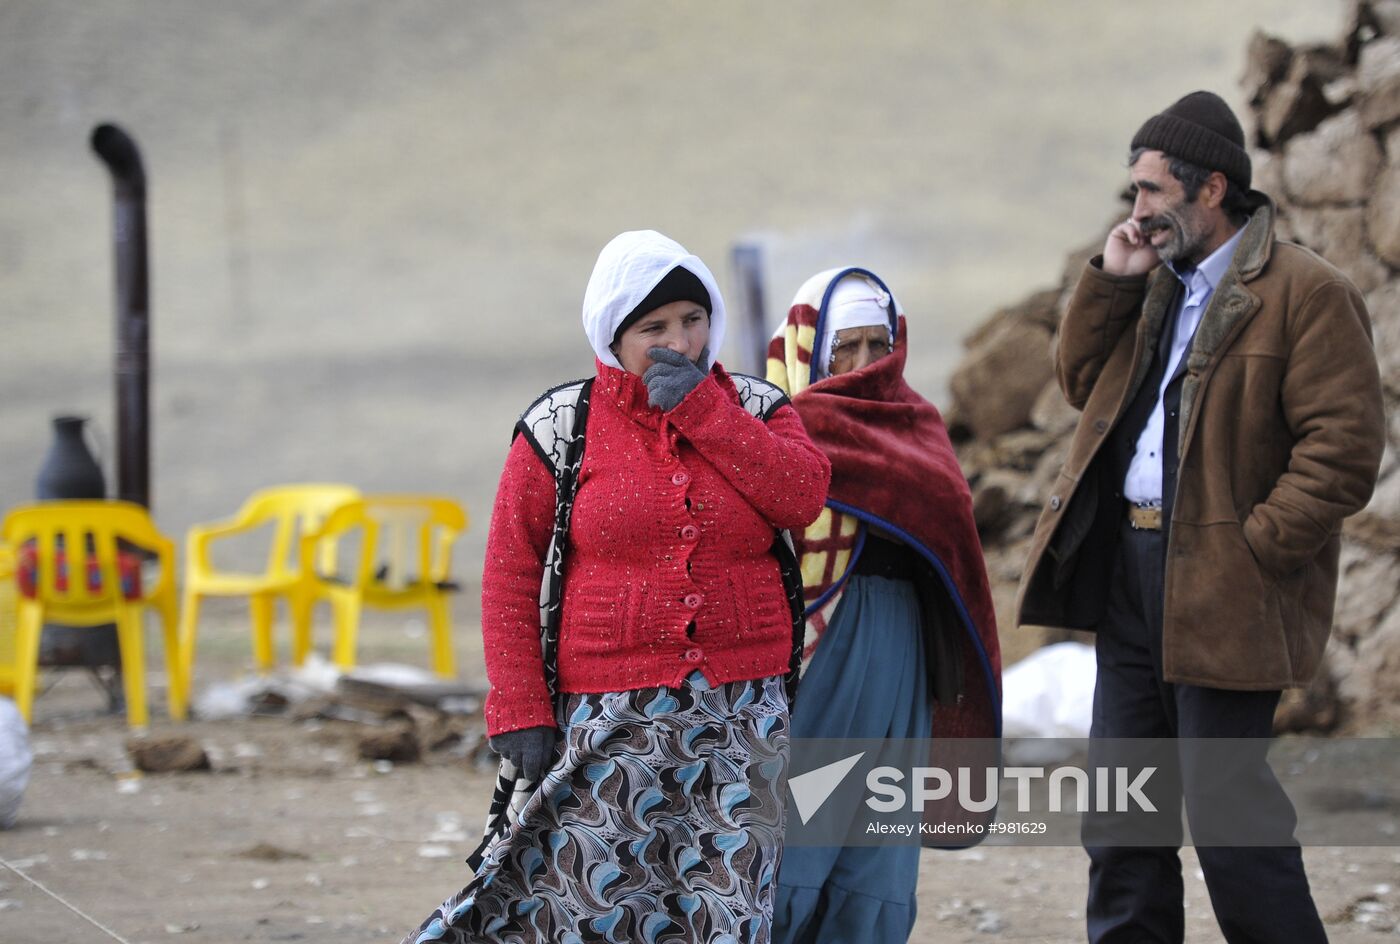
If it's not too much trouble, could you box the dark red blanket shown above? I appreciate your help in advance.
[790,318,1002,740]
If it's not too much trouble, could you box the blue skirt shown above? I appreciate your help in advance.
[407,672,790,944]
[773,575,932,944]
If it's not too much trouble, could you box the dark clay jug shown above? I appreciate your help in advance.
[36,415,106,500]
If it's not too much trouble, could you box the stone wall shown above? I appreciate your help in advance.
[950,1,1400,734]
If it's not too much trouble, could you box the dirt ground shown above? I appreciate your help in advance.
[3,606,1399,944]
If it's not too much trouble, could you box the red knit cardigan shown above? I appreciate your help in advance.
[481,361,831,736]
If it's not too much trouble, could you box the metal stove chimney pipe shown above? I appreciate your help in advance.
[90,123,151,510]
[730,241,768,376]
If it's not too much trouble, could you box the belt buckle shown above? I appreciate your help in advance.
[1128,502,1163,532]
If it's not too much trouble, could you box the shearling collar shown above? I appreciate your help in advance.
[1225,191,1277,284]
[1181,196,1275,373]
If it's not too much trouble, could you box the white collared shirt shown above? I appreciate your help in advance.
[1123,227,1245,505]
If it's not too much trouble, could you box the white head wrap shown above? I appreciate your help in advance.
[818,274,895,378]
[581,230,726,371]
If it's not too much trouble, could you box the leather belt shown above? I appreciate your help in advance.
[1127,503,1163,531]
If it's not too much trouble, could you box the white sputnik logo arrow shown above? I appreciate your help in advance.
[788,752,866,825]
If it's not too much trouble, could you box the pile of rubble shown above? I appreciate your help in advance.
[124,660,491,774]
[948,0,1400,733]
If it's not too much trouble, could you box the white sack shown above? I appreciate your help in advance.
[0,696,32,829]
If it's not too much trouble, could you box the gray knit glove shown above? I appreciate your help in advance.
[488,725,557,781]
[644,346,708,411]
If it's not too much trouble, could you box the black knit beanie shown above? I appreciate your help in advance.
[1131,91,1252,190]
[612,265,712,343]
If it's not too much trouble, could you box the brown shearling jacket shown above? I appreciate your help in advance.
[1016,196,1386,689]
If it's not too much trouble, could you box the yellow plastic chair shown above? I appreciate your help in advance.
[297,495,467,677]
[0,501,184,727]
[180,483,359,682]
[0,542,16,696]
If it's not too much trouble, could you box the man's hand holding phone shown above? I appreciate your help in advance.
[1102,218,1162,277]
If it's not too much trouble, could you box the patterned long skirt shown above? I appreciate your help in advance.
[406,672,790,944]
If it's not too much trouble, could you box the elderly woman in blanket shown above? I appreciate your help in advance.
[766,268,1002,944]
[405,230,830,944]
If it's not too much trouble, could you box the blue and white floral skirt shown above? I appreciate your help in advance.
[406,672,790,944]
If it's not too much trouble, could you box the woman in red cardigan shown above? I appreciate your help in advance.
[406,230,830,944]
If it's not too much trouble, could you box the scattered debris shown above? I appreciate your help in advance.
[463,729,499,772]
[62,756,107,775]
[403,703,467,753]
[69,849,109,861]
[357,726,421,764]
[1305,785,1400,813]
[974,908,1006,934]
[125,734,211,773]
[236,842,310,862]
[189,659,485,766]
[426,811,469,844]
[192,656,342,721]
[936,897,1007,934]
[1328,893,1398,932]
[340,662,481,705]
[194,657,482,721]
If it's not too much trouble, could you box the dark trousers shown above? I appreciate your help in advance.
[1084,521,1327,944]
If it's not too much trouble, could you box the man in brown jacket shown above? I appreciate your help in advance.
[1017,91,1386,942]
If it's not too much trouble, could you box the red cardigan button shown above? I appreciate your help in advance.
[672,471,690,486]
[684,593,703,609]
[683,647,704,663]
[680,525,699,541]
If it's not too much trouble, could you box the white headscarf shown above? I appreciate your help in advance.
[582,230,726,371]
[818,273,895,378]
